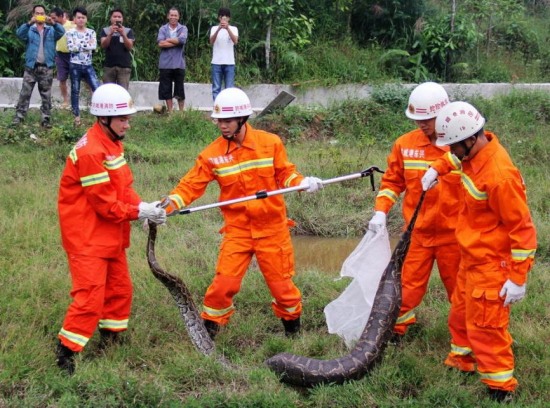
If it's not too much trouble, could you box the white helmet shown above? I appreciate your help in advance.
[90,83,137,116]
[211,87,253,119]
[435,101,486,146]
[405,82,450,120]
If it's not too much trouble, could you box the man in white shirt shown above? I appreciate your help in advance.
[209,8,238,101]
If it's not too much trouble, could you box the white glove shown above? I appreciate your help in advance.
[368,211,386,232]
[300,176,324,193]
[499,279,526,306]
[421,167,439,191]
[138,201,167,224]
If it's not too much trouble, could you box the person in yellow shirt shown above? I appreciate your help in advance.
[50,7,75,108]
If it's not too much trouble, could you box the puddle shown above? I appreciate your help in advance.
[292,235,361,275]
[292,235,400,274]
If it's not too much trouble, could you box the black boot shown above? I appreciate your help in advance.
[281,317,301,337]
[488,388,514,403]
[203,319,220,340]
[55,341,76,375]
[98,329,120,350]
[388,332,404,346]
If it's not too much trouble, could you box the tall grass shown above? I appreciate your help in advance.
[0,90,549,406]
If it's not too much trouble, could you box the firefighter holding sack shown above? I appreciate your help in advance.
[422,101,537,403]
[162,87,323,340]
[368,82,463,344]
[56,84,166,375]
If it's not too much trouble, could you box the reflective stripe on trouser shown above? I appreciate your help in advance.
[447,262,517,391]
[58,251,133,352]
[393,240,459,335]
[201,228,302,325]
[444,344,476,372]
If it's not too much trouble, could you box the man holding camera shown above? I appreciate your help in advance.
[12,4,65,128]
[209,7,238,101]
[100,8,135,90]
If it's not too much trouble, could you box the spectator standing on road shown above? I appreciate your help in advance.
[209,7,238,101]
[11,4,65,128]
[50,7,74,109]
[157,7,188,112]
[66,6,100,127]
[100,8,135,90]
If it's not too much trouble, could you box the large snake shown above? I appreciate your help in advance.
[265,191,426,387]
[146,222,231,367]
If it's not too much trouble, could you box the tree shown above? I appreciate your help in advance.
[234,0,313,72]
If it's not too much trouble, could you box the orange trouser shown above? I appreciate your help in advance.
[201,228,302,325]
[393,239,459,335]
[58,252,133,352]
[446,262,517,391]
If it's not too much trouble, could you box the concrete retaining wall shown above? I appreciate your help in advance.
[1,77,550,112]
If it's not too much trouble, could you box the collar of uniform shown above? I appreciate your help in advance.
[92,121,122,148]
[411,128,434,147]
[468,131,499,174]
[224,122,256,153]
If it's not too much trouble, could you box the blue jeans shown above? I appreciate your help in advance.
[211,64,235,101]
[70,63,100,117]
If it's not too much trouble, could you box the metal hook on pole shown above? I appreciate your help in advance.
[177,166,384,216]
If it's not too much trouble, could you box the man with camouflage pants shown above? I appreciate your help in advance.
[12,4,65,128]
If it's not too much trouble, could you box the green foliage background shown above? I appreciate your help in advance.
[1,0,550,83]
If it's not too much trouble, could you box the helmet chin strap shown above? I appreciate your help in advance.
[101,117,124,141]
[458,135,478,160]
[221,117,248,141]
[222,117,249,154]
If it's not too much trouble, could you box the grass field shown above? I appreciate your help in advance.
[1,90,549,407]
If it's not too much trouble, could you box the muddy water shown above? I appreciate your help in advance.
[292,235,399,274]
[292,236,361,275]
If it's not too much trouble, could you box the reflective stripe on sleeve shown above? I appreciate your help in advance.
[511,248,536,262]
[168,194,185,209]
[284,173,299,188]
[103,154,127,171]
[377,188,399,203]
[81,172,110,187]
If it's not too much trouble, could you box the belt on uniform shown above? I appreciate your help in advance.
[35,63,47,67]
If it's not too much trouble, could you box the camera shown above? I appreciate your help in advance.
[116,22,122,28]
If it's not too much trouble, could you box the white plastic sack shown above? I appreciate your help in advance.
[324,228,391,348]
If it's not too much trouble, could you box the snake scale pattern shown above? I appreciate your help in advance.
[146,222,231,367]
[265,192,426,387]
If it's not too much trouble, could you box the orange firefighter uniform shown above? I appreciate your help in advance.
[374,128,462,336]
[166,123,305,325]
[431,132,537,391]
[57,122,141,352]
